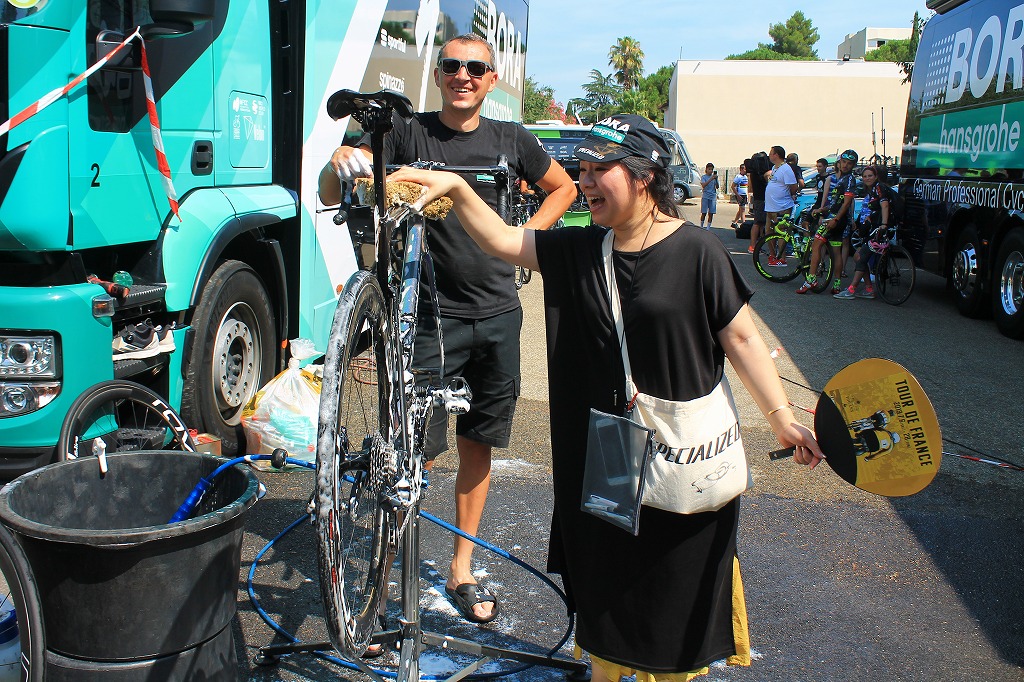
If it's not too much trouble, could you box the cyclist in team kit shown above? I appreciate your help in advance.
[797,149,857,295]
[835,165,890,300]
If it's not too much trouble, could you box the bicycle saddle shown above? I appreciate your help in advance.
[326,89,414,121]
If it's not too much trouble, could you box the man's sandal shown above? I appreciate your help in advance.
[444,583,500,624]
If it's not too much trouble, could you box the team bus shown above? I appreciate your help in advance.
[900,0,1024,338]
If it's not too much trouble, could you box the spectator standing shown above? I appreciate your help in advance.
[786,152,805,191]
[764,146,798,266]
[388,113,823,682]
[700,163,719,229]
[319,33,575,626]
[731,164,748,228]
[746,155,769,253]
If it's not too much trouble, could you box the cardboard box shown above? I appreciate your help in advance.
[194,433,222,456]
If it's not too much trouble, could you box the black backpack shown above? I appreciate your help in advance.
[883,183,904,227]
[749,151,771,178]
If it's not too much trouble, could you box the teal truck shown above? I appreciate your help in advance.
[0,0,530,475]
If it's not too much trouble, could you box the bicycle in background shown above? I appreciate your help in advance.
[753,211,834,293]
[861,226,917,305]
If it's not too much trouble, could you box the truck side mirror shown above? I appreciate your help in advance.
[142,0,215,38]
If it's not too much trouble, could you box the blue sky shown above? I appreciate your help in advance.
[525,1,931,106]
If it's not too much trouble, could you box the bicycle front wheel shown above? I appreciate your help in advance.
[316,270,394,657]
[877,244,916,305]
[754,234,801,282]
[56,380,196,461]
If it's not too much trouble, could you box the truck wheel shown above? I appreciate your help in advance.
[673,185,688,203]
[951,225,989,318]
[181,260,276,455]
[994,228,1024,339]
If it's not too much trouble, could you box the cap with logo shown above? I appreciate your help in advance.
[840,149,858,162]
[573,114,671,168]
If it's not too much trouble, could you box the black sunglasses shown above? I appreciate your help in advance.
[437,58,494,78]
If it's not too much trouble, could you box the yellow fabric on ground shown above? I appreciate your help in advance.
[574,556,751,682]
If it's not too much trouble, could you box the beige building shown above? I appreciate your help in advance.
[837,27,913,60]
[664,59,911,170]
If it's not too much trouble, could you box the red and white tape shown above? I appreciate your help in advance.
[0,28,180,221]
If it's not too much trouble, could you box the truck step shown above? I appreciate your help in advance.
[115,283,167,311]
[113,354,169,380]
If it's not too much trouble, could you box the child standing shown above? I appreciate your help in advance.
[700,163,719,229]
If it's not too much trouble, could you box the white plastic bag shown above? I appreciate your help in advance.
[241,339,322,470]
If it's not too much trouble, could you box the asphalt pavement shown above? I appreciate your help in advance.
[233,202,1024,682]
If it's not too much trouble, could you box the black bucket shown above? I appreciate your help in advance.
[0,451,259,680]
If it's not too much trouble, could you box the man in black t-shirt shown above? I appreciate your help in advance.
[319,34,575,624]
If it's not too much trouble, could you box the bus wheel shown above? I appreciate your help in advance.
[994,228,1024,339]
[952,225,989,318]
[181,260,277,455]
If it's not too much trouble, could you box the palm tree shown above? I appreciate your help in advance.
[581,69,620,122]
[608,37,645,92]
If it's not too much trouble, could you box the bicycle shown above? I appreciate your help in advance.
[509,189,538,289]
[752,211,834,293]
[309,90,585,682]
[861,225,917,305]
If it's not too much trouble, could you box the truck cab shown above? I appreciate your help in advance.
[0,0,531,475]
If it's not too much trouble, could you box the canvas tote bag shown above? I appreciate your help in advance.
[602,231,751,515]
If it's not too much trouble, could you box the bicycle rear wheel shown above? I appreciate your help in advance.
[877,244,916,305]
[809,246,835,294]
[754,234,801,282]
[316,270,394,657]
[56,380,196,461]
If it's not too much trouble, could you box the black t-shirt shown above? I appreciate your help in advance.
[375,112,553,318]
[533,223,755,672]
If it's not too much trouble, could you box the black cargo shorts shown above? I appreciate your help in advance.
[414,307,523,459]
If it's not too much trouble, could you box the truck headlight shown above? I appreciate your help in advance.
[0,382,61,417]
[0,335,57,378]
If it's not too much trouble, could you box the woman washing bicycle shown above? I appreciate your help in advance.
[390,114,823,682]
[834,165,890,300]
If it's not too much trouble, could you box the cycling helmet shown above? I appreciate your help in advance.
[840,149,858,162]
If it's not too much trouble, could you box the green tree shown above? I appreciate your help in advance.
[609,36,645,91]
[523,76,559,124]
[864,11,927,85]
[581,69,621,122]
[632,65,674,125]
[726,45,806,60]
[863,39,916,64]
[769,11,819,58]
[726,11,819,60]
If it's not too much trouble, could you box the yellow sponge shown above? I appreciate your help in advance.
[355,179,453,220]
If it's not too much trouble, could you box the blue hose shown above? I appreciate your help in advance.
[172,451,577,678]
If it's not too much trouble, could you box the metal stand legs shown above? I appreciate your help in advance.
[257,503,589,681]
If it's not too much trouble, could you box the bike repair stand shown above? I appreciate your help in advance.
[257,502,591,681]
